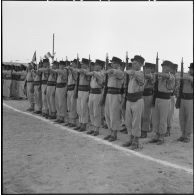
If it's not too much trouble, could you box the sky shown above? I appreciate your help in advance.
[3,1,193,72]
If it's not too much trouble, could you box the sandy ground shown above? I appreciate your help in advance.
[3,100,193,193]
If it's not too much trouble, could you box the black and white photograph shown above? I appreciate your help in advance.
[2,0,193,194]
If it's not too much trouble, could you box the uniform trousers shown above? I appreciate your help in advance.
[179,99,193,139]
[105,94,122,131]
[34,85,42,111]
[67,90,77,124]
[41,84,49,114]
[46,86,56,115]
[125,98,144,137]
[77,91,89,124]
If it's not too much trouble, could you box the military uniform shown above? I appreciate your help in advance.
[40,59,50,117]
[177,63,193,142]
[150,61,175,144]
[25,63,35,111]
[123,55,145,149]
[75,58,91,131]
[46,62,58,119]
[141,62,155,138]
[54,61,68,123]
[166,63,178,136]
[104,57,124,142]
[18,65,27,99]
[87,59,105,136]
[3,65,12,98]
[33,63,42,114]
[65,59,78,127]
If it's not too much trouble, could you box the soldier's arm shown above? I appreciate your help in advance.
[166,73,175,90]
[93,71,104,85]
[108,69,124,80]
[134,71,145,86]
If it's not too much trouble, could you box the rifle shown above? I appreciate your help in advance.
[152,52,159,106]
[175,58,184,109]
[73,53,80,99]
[100,53,109,106]
[124,51,129,108]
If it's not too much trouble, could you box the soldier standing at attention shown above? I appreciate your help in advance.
[53,60,68,123]
[38,59,50,118]
[74,58,91,132]
[122,55,145,149]
[46,61,58,119]
[25,63,35,112]
[86,59,105,136]
[32,61,43,114]
[3,65,12,98]
[140,62,155,138]
[149,60,175,145]
[65,59,78,127]
[165,63,178,136]
[177,63,193,143]
[103,57,124,142]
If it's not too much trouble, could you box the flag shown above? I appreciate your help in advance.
[31,51,36,63]
[44,52,53,59]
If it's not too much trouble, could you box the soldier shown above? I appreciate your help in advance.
[25,63,35,112]
[17,65,27,99]
[149,60,175,145]
[32,61,43,114]
[46,61,58,119]
[73,58,91,132]
[53,60,68,123]
[103,56,124,142]
[122,55,145,149]
[38,59,50,118]
[165,63,178,136]
[86,59,105,136]
[3,64,12,98]
[177,63,193,142]
[64,59,78,127]
[140,62,155,138]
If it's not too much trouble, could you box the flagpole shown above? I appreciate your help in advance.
[52,33,55,63]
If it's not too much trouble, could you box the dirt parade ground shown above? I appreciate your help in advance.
[2,99,193,194]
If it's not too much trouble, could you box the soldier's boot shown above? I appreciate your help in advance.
[165,127,171,137]
[122,135,134,147]
[104,134,112,140]
[54,118,60,123]
[93,128,99,136]
[57,116,64,123]
[74,124,81,131]
[177,136,185,142]
[87,130,94,135]
[140,131,147,138]
[64,122,70,126]
[148,133,160,143]
[79,123,87,132]
[50,112,57,119]
[183,137,190,143]
[130,137,139,150]
[108,131,117,142]
[156,135,165,145]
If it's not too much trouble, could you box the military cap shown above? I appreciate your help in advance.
[53,61,59,66]
[66,61,70,66]
[110,56,122,65]
[188,62,193,69]
[59,61,66,65]
[71,59,77,64]
[95,59,105,67]
[91,62,95,66]
[161,60,174,68]
[81,58,90,65]
[144,62,155,69]
[43,58,49,63]
[131,55,145,65]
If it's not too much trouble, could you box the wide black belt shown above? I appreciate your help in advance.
[126,91,143,102]
[47,81,56,86]
[67,84,75,91]
[143,88,153,96]
[34,81,41,86]
[181,93,193,100]
[90,88,102,94]
[42,80,47,85]
[4,77,12,80]
[27,80,34,83]
[107,87,122,95]
[156,91,171,99]
[78,85,90,92]
[56,83,66,88]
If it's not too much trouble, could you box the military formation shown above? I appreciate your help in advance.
[2,63,27,100]
[5,53,193,150]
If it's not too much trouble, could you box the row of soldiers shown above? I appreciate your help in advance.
[25,54,193,150]
[3,64,27,99]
